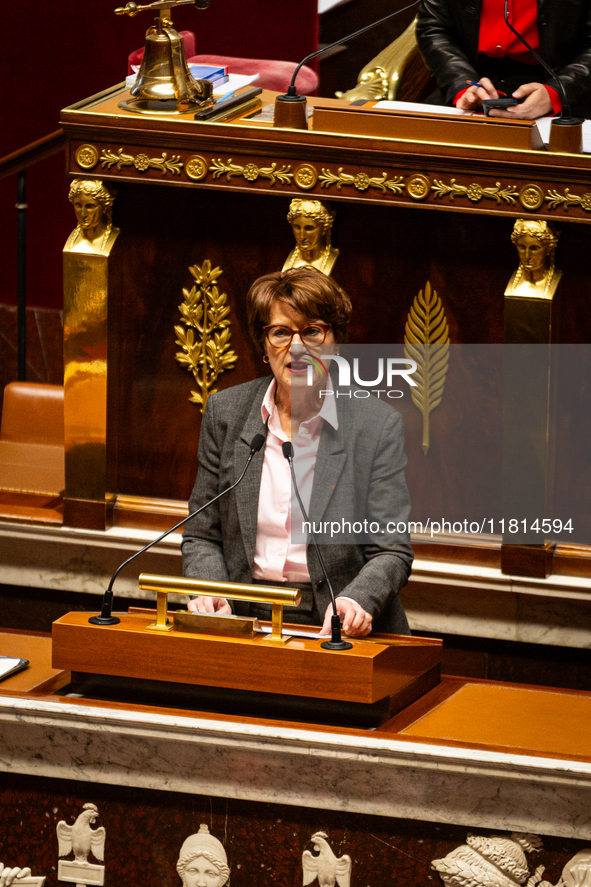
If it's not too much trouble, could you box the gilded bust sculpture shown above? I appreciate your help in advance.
[65,179,119,255]
[176,825,230,887]
[283,199,339,276]
[505,219,562,300]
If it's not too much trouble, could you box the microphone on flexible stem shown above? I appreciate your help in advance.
[503,0,583,153]
[274,0,420,130]
[281,441,353,651]
[89,433,266,626]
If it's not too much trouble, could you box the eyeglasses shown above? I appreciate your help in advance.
[263,323,331,349]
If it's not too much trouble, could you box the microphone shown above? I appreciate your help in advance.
[503,0,583,151]
[89,433,265,626]
[281,440,353,651]
[274,0,421,129]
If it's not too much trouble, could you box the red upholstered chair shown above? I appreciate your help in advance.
[127,30,319,95]
[0,382,65,496]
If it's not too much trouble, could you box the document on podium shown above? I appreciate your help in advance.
[374,100,474,116]
[0,655,28,681]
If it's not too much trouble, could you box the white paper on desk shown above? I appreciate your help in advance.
[536,116,591,152]
[375,100,475,116]
[213,73,260,98]
[0,656,27,680]
[258,625,323,640]
[318,0,348,11]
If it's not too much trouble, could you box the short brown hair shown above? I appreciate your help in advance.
[246,268,352,354]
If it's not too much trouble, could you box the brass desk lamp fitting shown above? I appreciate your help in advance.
[138,574,302,645]
[116,0,215,114]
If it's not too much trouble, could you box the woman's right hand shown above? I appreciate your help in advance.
[456,76,498,111]
[188,596,232,615]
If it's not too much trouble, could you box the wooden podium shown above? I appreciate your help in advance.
[52,611,442,727]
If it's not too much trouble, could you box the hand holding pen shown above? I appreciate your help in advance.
[456,77,499,111]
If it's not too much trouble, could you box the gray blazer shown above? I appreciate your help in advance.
[181,377,413,634]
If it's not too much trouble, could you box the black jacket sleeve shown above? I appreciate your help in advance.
[416,0,481,104]
[416,0,591,115]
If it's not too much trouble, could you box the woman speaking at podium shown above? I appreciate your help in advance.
[181,268,413,638]
[416,0,591,119]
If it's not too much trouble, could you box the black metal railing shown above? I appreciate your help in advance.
[0,130,66,380]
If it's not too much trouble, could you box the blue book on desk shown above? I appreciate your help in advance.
[188,64,229,82]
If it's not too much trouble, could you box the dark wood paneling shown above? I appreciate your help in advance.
[106,183,591,543]
[434,632,591,692]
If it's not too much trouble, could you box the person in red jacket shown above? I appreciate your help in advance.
[416,0,591,119]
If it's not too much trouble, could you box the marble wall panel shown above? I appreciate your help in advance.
[2,697,591,840]
[516,593,591,649]
[402,580,519,641]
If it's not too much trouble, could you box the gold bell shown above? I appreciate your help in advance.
[117,2,214,114]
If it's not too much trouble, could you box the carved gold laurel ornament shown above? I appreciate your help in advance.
[100,148,183,176]
[174,261,238,412]
[432,178,519,204]
[545,187,591,211]
[404,281,450,456]
[209,158,293,185]
[319,167,404,194]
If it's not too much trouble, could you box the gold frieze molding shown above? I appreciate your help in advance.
[72,144,591,217]
[209,158,293,185]
[319,167,404,194]
[407,173,591,214]
[407,173,519,205]
[431,178,519,205]
[100,147,183,175]
[545,186,591,212]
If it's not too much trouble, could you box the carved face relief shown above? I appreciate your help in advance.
[290,215,325,258]
[183,857,224,887]
[72,195,105,237]
[515,234,548,274]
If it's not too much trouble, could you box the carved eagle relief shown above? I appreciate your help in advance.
[302,832,352,887]
[56,803,106,864]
